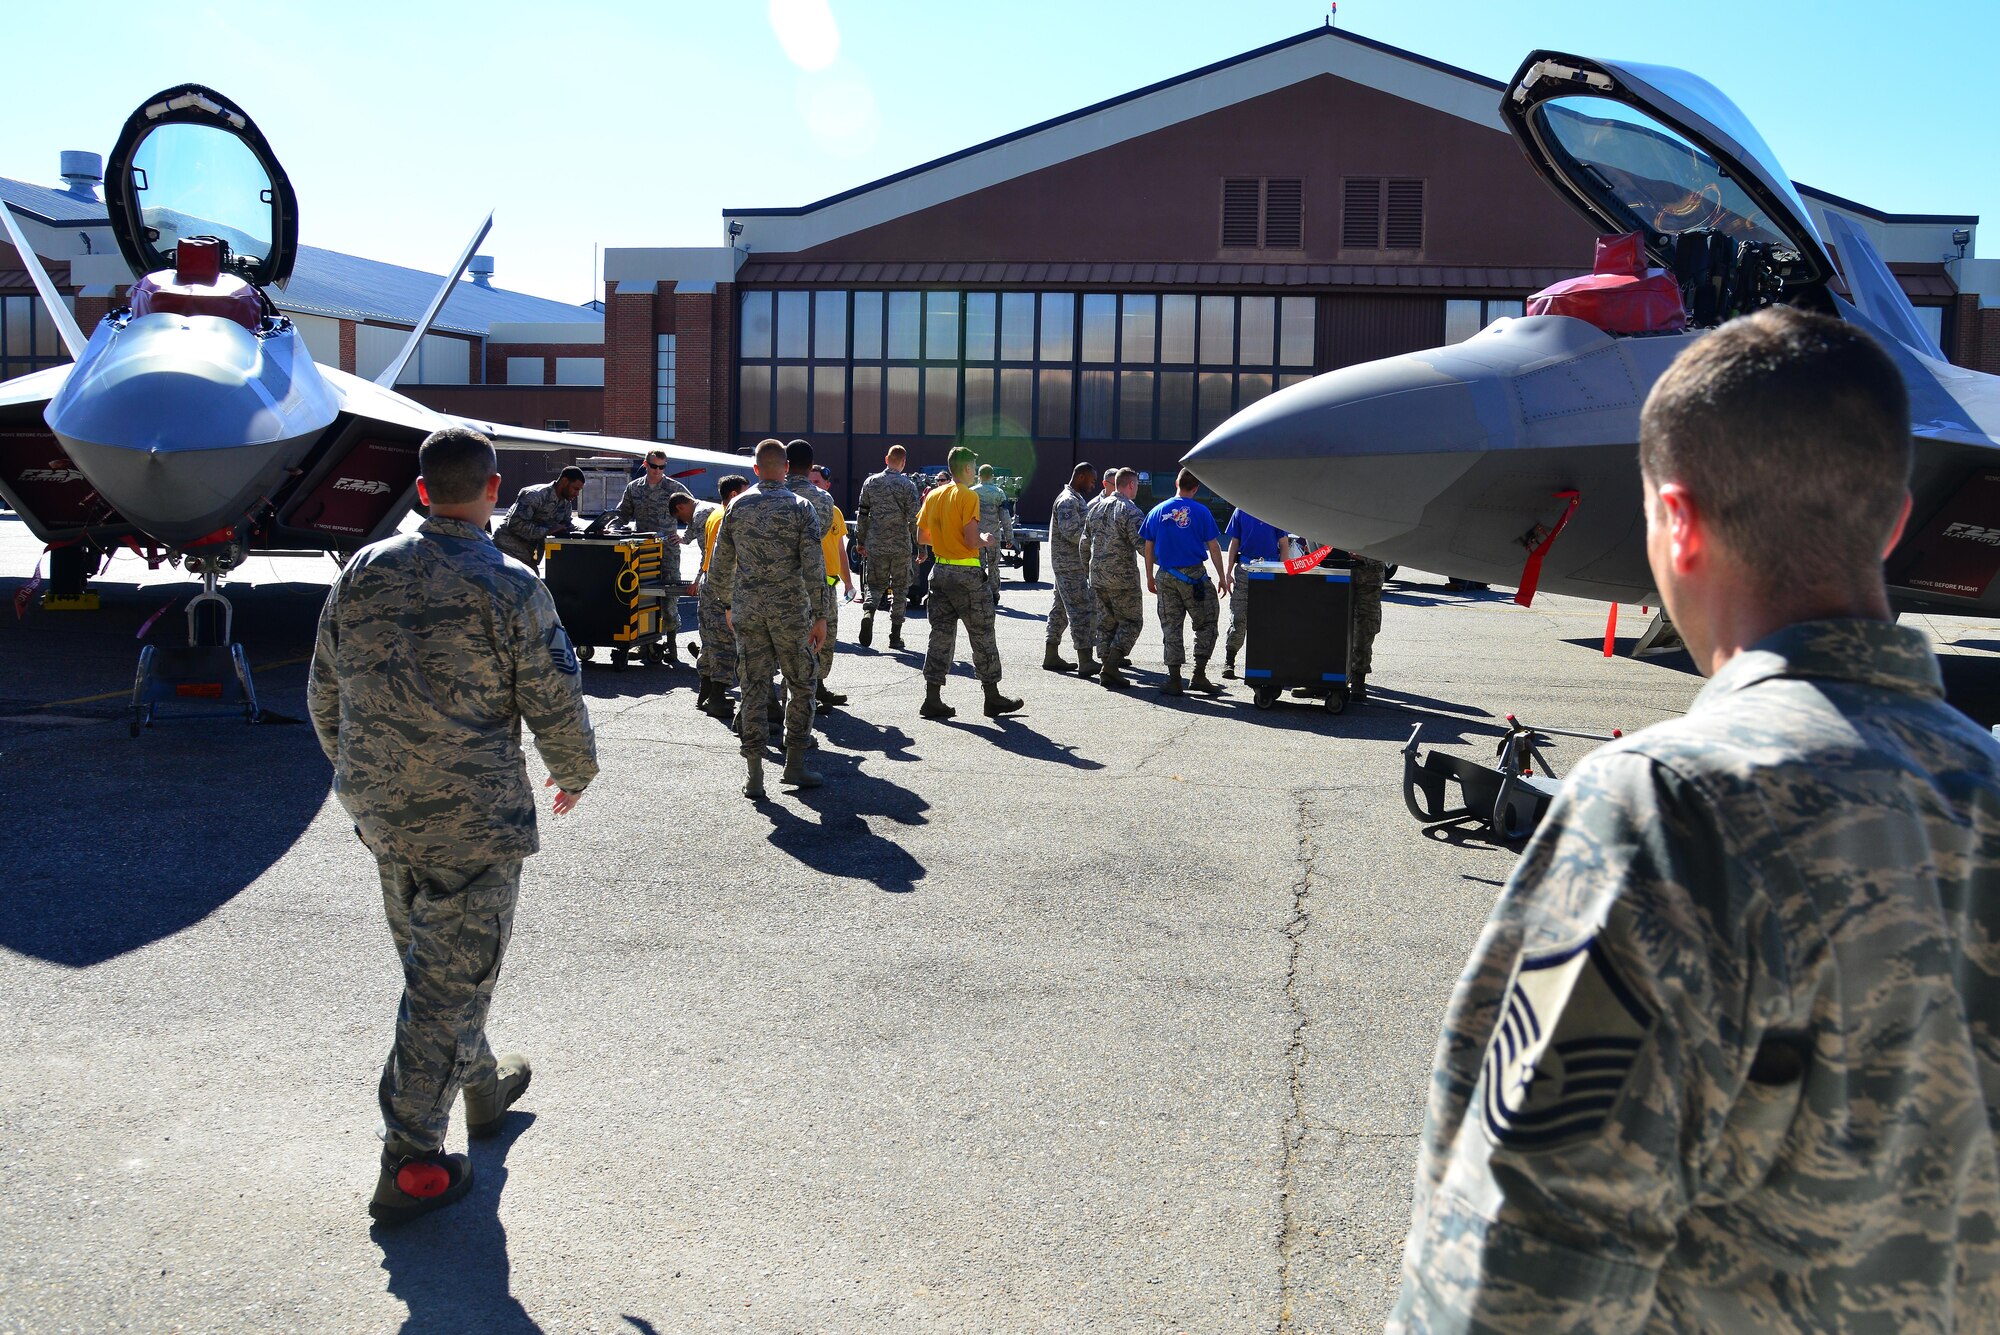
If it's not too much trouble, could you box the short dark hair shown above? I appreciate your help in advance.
[718,474,749,500]
[1176,468,1199,494]
[754,439,787,469]
[1640,308,1911,598]
[417,426,496,504]
[557,466,585,485]
[948,445,976,476]
[786,439,813,471]
[669,492,695,513]
[1073,461,1094,483]
[1115,467,1139,488]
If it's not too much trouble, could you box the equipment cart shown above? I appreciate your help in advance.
[1241,558,1353,714]
[543,533,671,669]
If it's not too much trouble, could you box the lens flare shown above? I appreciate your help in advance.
[768,0,840,71]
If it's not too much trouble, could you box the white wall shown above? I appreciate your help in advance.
[555,356,604,386]
[291,312,342,368]
[506,356,546,385]
[353,324,474,384]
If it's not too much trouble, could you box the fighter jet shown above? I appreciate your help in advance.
[0,85,741,618]
[1185,52,2000,615]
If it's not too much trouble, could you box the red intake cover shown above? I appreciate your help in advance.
[1528,233,1686,335]
[129,268,262,332]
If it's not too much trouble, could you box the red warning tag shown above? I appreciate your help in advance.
[1283,545,1333,574]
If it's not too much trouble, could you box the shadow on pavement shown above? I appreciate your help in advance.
[1938,652,2000,729]
[818,710,919,763]
[938,715,1105,770]
[759,753,930,893]
[1560,637,1701,675]
[376,1113,540,1334]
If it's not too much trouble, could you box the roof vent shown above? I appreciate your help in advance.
[468,254,495,288]
[59,150,103,200]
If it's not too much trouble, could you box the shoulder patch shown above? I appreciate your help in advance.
[1482,936,1654,1150]
[546,623,581,676]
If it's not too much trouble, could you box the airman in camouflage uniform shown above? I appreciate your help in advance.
[1349,554,1385,701]
[308,427,596,1226]
[856,445,920,650]
[692,476,749,718]
[972,465,1008,604]
[711,440,828,797]
[782,441,842,711]
[611,451,693,587]
[1044,463,1097,676]
[1081,469,1146,690]
[492,468,583,570]
[1393,309,2000,1332]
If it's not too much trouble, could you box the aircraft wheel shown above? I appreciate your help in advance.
[1254,685,1278,710]
[1324,688,1348,715]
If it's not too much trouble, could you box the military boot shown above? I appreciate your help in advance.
[370,1144,474,1227]
[464,1054,532,1139]
[1076,651,1100,679]
[1222,655,1237,680]
[1160,667,1185,697]
[816,682,848,708]
[920,683,956,720]
[695,675,714,709]
[1042,643,1073,673]
[982,681,1024,718]
[1100,660,1131,690]
[1192,662,1222,695]
[743,755,767,800]
[859,611,875,647]
[705,686,735,721]
[781,747,824,789]
[1350,676,1368,704]
[888,627,907,651]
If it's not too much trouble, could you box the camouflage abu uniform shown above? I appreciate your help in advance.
[1351,555,1385,682]
[971,478,1007,598]
[612,471,692,585]
[785,473,838,690]
[710,480,825,756]
[857,467,920,635]
[1081,492,1146,668]
[1391,620,2000,1333]
[1046,484,1095,660]
[691,501,735,686]
[492,481,575,569]
[308,515,598,1158]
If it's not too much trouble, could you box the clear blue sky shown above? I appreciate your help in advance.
[4,1,1989,304]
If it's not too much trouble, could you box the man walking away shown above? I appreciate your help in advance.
[710,440,828,798]
[1221,503,1283,679]
[811,463,858,703]
[972,464,1008,605]
[915,446,1022,720]
[693,474,749,719]
[1141,469,1230,696]
[308,426,597,1226]
[492,466,585,571]
[783,441,843,710]
[1044,462,1098,676]
[1390,308,2000,1331]
[856,444,921,650]
[1080,468,1146,690]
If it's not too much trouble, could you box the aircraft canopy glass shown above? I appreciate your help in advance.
[1534,95,1791,249]
[129,123,277,268]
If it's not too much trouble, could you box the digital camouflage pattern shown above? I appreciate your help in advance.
[492,481,575,567]
[710,480,825,755]
[972,479,1007,596]
[613,472,692,584]
[1225,572,1251,662]
[1351,555,1384,679]
[308,515,599,863]
[376,858,521,1154]
[1391,619,2000,1334]
[1047,484,1095,658]
[787,473,836,690]
[923,564,1003,685]
[858,467,920,632]
[691,501,735,684]
[1083,493,1146,666]
[1154,567,1219,668]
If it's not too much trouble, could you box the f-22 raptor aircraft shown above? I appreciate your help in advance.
[1187,51,2000,617]
[0,85,740,646]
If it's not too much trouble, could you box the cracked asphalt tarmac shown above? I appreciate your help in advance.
[5,511,1998,1333]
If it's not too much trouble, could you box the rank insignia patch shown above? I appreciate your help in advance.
[1482,936,1654,1150]
[547,624,580,675]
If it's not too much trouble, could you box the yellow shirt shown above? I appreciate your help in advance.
[918,482,982,563]
[820,504,847,586]
[701,505,725,574]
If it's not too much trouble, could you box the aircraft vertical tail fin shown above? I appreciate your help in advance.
[374,211,494,387]
[0,203,90,359]
[1822,210,1947,361]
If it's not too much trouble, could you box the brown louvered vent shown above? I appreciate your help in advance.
[1342,178,1382,249]
[1263,178,1303,249]
[1386,179,1425,250]
[1221,179,1262,249]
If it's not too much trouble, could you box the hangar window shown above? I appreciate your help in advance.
[1343,178,1425,251]
[655,334,676,440]
[0,293,75,380]
[1443,297,1527,345]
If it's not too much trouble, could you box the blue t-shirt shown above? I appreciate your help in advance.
[1224,508,1282,563]
[1141,497,1222,570]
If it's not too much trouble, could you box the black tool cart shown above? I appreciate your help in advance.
[543,532,671,669]
[1241,557,1353,713]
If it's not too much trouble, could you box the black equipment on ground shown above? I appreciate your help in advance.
[543,533,670,669]
[1402,715,1622,842]
[1242,558,1352,713]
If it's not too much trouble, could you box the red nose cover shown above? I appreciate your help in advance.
[128,268,263,332]
[1527,232,1687,335]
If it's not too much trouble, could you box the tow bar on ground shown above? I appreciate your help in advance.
[1402,714,1622,842]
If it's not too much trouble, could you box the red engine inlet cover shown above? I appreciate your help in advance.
[129,268,262,332]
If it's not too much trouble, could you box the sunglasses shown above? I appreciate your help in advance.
[645,461,665,470]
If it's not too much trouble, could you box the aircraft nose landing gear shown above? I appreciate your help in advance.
[128,551,261,736]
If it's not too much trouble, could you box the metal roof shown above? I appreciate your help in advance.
[1,174,598,336]
[733,260,1575,292]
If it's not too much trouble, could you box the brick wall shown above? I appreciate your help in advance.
[674,288,713,445]
[603,283,660,441]
[338,319,357,374]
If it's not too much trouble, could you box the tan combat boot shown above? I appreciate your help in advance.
[463,1054,532,1139]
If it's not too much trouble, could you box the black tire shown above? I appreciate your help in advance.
[640,644,663,667]
[578,646,596,663]
[1254,685,1277,710]
[1324,688,1348,715]
[1022,541,1041,583]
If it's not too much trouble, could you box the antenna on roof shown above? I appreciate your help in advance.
[1327,2,1337,26]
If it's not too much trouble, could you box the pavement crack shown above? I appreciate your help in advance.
[1277,787,1316,1335]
